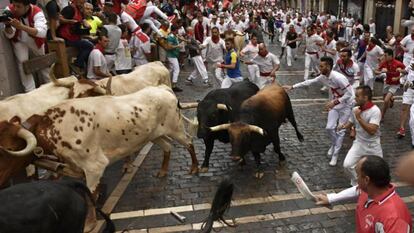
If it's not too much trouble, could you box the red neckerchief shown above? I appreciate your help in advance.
[367,43,375,51]
[360,101,374,111]
[212,35,220,43]
[258,51,268,57]
[337,58,353,69]
[95,44,105,53]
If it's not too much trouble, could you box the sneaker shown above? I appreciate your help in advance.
[172,86,183,92]
[320,86,328,92]
[327,146,334,157]
[329,155,338,166]
[203,80,212,87]
[397,128,406,138]
[185,78,193,85]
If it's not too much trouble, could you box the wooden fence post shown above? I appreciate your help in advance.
[47,40,70,78]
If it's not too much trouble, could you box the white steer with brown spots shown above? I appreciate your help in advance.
[0,85,199,192]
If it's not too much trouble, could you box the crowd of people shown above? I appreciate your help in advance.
[5,0,414,231]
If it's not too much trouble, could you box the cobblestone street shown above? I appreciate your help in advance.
[97,39,414,233]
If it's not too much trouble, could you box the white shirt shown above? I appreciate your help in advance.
[325,39,337,61]
[349,105,381,144]
[344,17,354,27]
[129,32,151,62]
[369,23,376,35]
[401,35,414,59]
[365,45,383,68]
[115,39,132,71]
[4,7,47,42]
[216,22,228,34]
[293,70,355,108]
[334,60,360,85]
[293,18,306,34]
[252,52,280,74]
[241,42,259,61]
[87,49,108,80]
[306,34,324,53]
[202,37,225,63]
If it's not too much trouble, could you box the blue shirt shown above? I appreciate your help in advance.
[224,49,242,78]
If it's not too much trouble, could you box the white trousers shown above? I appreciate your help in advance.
[326,106,352,156]
[121,11,139,32]
[403,56,412,68]
[167,57,180,83]
[343,140,383,186]
[286,46,297,66]
[133,58,148,67]
[345,27,353,42]
[140,6,169,37]
[105,54,116,74]
[256,75,273,89]
[247,64,259,83]
[188,56,208,81]
[221,76,243,88]
[363,64,375,90]
[304,53,320,80]
[13,40,49,92]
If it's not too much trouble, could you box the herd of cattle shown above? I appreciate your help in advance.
[0,62,303,232]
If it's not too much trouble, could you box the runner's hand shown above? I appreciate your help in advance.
[283,85,293,91]
[315,194,329,205]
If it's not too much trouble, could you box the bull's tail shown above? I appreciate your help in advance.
[199,179,236,233]
[285,95,304,142]
[61,180,115,233]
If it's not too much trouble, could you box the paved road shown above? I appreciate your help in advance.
[97,38,414,233]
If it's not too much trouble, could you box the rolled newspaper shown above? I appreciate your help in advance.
[291,171,316,201]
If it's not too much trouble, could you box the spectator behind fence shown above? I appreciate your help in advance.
[3,0,49,92]
[115,24,132,74]
[83,2,102,36]
[44,0,63,41]
[103,12,121,73]
[87,31,111,80]
[58,0,94,74]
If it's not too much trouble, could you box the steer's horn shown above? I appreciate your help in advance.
[4,128,37,157]
[247,125,265,136]
[49,64,75,88]
[105,76,113,95]
[210,123,231,132]
[216,104,230,111]
[92,85,107,95]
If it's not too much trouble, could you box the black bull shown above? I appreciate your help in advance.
[196,80,259,171]
[210,84,304,178]
[0,180,115,233]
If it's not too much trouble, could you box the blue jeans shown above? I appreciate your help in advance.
[66,39,94,69]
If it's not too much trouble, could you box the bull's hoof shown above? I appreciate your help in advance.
[254,172,264,179]
[189,166,199,174]
[231,156,241,161]
[279,160,287,167]
[199,167,209,173]
[238,158,246,166]
[156,170,168,178]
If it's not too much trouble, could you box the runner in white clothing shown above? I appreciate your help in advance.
[337,85,382,186]
[244,43,280,89]
[304,25,325,80]
[240,34,259,83]
[400,25,414,67]
[358,38,384,91]
[201,27,226,84]
[284,57,355,166]
[344,14,354,42]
